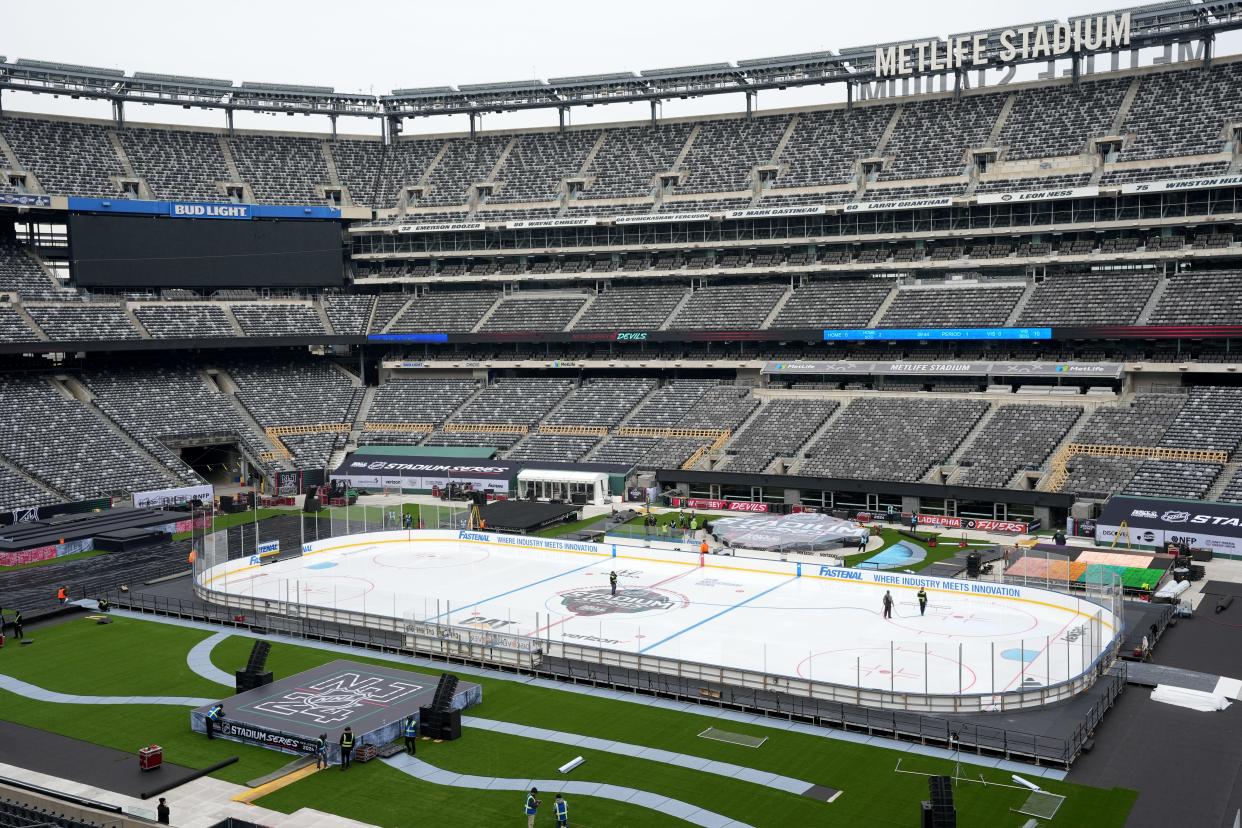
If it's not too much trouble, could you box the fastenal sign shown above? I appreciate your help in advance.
[875,13,1132,77]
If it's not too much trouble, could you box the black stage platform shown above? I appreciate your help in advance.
[190,660,481,763]
[0,507,191,554]
[479,500,581,533]
[0,719,199,798]
[1200,579,1242,598]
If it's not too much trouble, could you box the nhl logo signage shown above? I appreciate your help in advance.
[559,587,674,617]
[251,671,424,725]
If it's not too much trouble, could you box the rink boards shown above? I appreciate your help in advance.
[200,530,1120,700]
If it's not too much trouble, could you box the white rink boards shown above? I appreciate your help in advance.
[202,530,1119,698]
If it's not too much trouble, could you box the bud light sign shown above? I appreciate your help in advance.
[169,202,252,220]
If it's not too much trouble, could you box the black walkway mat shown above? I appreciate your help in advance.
[1200,580,1242,599]
[0,719,199,798]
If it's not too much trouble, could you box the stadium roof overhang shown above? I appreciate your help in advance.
[2,2,1240,122]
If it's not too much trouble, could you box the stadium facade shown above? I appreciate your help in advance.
[0,0,1241,535]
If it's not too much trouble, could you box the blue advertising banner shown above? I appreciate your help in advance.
[823,327,1052,341]
[67,197,341,220]
[169,202,252,219]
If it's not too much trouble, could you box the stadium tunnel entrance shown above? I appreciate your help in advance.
[178,441,246,487]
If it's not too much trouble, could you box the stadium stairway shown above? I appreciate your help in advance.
[562,294,596,330]
[122,303,152,338]
[1207,459,1242,502]
[935,402,1001,484]
[60,376,187,484]
[658,290,695,330]
[468,295,505,332]
[314,299,335,334]
[1135,274,1173,325]
[759,285,795,329]
[1003,279,1038,326]
[0,453,65,502]
[10,303,48,340]
[864,284,901,328]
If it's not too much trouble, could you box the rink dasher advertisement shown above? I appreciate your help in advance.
[1095,495,1242,555]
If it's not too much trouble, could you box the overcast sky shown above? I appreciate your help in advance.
[3,0,1237,137]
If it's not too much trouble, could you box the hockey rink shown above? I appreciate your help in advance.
[201,530,1119,697]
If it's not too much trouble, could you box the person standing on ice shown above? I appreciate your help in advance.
[917,587,928,616]
[882,590,893,619]
[609,571,618,596]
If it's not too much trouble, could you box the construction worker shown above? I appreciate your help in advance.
[917,587,928,616]
[56,586,68,604]
[700,539,710,556]
[314,734,328,769]
[525,788,541,828]
[882,590,894,620]
[205,703,224,739]
[339,727,355,770]
[554,793,569,827]
[11,609,22,641]
[403,715,419,755]
[609,571,618,596]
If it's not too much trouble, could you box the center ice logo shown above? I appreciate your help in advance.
[559,587,673,617]
[251,672,423,725]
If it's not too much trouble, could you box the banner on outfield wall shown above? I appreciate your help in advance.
[505,217,597,229]
[916,514,1037,533]
[669,497,771,513]
[842,197,953,212]
[724,206,827,219]
[330,452,514,494]
[132,484,214,509]
[1120,175,1242,195]
[614,212,713,225]
[762,360,1121,378]
[976,186,1099,204]
[1095,495,1242,554]
[396,221,487,234]
[169,202,251,220]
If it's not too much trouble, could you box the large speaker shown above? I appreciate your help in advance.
[927,777,956,827]
[418,706,463,741]
[432,673,460,712]
[245,641,272,673]
[966,553,981,578]
[235,669,273,693]
[219,495,234,513]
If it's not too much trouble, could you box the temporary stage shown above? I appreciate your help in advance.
[190,660,481,763]
[478,499,581,533]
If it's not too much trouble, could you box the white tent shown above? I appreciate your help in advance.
[516,468,609,507]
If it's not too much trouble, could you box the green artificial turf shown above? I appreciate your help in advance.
[258,756,688,827]
[532,514,609,538]
[0,614,1136,827]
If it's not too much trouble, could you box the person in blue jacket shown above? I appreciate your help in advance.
[525,787,541,827]
[403,715,418,755]
[554,793,569,827]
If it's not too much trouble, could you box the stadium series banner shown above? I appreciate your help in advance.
[330,452,514,494]
[1095,495,1242,555]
